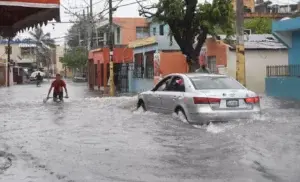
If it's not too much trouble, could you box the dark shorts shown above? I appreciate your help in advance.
[53,91,63,101]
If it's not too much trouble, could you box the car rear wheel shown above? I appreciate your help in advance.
[176,108,189,124]
[137,100,146,111]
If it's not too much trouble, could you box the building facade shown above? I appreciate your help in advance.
[265,17,300,99]
[0,39,65,85]
[55,45,66,75]
[226,34,287,93]
[127,19,228,93]
[93,17,149,47]
[0,39,36,68]
[88,17,148,91]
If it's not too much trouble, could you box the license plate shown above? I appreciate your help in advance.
[226,99,239,107]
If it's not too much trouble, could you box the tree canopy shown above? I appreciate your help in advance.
[29,28,55,68]
[60,47,87,69]
[63,15,90,71]
[138,0,234,71]
[66,18,87,48]
[244,18,272,34]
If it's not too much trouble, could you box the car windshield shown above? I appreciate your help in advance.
[190,76,245,90]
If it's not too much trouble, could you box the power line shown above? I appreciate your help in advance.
[81,0,90,6]
[71,0,107,15]
[94,0,147,18]
[58,0,146,23]
[61,3,83,19]
[115,0,124,7]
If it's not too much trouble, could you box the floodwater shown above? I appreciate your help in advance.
[0,81,300,182]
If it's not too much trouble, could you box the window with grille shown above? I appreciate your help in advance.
[116,27,120,44]
[136,27,149,39]
[145,52,154,79]
[153,27,156,36]
[133,53,144,78]
[20,47,35,57]
[159,25,164,35]
[97,30,105,46]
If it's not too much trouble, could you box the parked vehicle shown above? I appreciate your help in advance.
[137,73,261,125]
[72,76,87,82]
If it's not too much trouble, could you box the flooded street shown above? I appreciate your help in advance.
[1,81,300,182]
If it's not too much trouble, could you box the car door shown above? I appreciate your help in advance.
[159,76,185,114]
[146,76,173,113]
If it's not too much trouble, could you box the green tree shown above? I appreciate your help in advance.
[138,0,234,71]
[29,28,55,68]
[60,47,87,71]
[244,18,272,34]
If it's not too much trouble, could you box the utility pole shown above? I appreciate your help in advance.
[78,10,85,47]
[64,41,67,78]
[108,0,115,96]
[83,9,88,50]
[6,37,11,87]
[236,0,246,86]
[78,28,81,46]
[90,0,93,49]
[86,7,91,50]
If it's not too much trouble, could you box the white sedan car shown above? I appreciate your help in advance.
[137,73,261,125]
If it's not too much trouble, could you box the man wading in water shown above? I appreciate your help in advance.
[47,74,69,102]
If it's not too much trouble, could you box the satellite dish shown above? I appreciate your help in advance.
[280,17,290,21]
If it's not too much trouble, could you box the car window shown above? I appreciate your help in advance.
[153,76,172,91]
[167,76,185,92]
[189,76,245,90]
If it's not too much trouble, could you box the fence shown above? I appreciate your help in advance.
[266,65,300,77]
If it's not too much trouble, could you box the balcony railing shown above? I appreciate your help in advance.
[266,65,300,77]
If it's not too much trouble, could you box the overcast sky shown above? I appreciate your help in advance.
[16,0,297,45]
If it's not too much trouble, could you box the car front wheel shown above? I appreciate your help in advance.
[176,108,188,124]
[137,100,146,111]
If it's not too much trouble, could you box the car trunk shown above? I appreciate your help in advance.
[198,89,253,110]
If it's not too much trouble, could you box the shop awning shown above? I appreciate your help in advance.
[0,0,60,37]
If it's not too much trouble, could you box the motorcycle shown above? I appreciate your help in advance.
[36,79,42,87]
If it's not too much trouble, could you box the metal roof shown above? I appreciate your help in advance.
[222,34,287,50]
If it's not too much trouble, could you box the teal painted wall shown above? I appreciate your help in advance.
[132,78,154,93]
[289,31,300,65]
[268,18,300,100]
[272,17,300,32]
[128,67,154,93]
[265,77,300,100]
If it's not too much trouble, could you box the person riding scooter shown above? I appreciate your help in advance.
[36,72,42,86]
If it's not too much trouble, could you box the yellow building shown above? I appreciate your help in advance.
[55,45,64,74]
[55,45,74,78]
[232,0,255,12]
